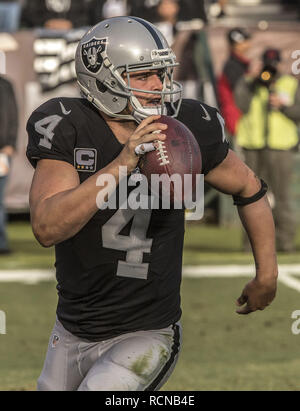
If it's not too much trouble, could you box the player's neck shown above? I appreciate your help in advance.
[100,111,137,144]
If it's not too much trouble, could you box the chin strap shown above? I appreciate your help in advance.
[132,105,168,124]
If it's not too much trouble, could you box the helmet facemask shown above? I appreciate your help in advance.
[122,60,183,123]
[88,56,183,123]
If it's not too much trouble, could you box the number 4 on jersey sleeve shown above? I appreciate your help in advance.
[34,115,63,149]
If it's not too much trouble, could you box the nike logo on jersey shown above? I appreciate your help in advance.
[216,112,228,143]
[60,101,72,115]
[200,104,211,121]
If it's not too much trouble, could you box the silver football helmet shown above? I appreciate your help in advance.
[75,16,183,123]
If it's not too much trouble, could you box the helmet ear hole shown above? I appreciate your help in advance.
[96,80,108,93]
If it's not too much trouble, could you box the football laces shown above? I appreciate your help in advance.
[156,141,170,166]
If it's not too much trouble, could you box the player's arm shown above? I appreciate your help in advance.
[204,149,278,315]
[29,115,167,247]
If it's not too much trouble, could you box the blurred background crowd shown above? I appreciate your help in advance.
[0,0,300,254]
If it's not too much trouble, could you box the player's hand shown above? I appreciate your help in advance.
[235,277,277,315]
[118,115,168,174]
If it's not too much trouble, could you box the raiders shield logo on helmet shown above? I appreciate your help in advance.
[81,38,107,74]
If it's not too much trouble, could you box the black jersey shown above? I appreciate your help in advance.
[26,98,229,341]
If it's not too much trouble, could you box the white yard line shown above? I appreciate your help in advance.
[0,270,54,284]
[183,265,255,277]
[1,265,300,293]
[276,272,300,294]
[183,264,300,294]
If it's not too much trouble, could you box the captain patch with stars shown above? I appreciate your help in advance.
[74,148,97,172]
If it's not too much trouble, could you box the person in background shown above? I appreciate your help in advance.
[142,0,210,102]
[217,27,251,142]
[129,0,161,22]
[208,0,228,19]
[130,0,207,43]
[20,0,94,30]
[0,0,21,32]
[91,0,129,21]
[149,0,179,47]
[235,48,300,252]
[0,75,18,254]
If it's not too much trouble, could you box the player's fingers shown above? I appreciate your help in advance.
[136,132,166,145]
[133,122,168,139]
[236,294,247,306]
[129,133,165,156]
[135,115,161,132]
[135,142,156,156]
[236,304,253,315]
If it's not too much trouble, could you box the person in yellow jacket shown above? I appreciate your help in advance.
[235,48,300,252]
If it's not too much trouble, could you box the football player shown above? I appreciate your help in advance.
[26,16,278,391]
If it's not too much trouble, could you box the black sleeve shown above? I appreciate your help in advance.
[26,99,76,169]
[178,99,229,175]
[199,109,229,175]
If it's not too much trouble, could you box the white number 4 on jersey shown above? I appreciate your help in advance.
[35,115,62,149]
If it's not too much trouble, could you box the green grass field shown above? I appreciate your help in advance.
[0,222,300,390]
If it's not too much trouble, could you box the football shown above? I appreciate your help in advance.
[138,115,202,206]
